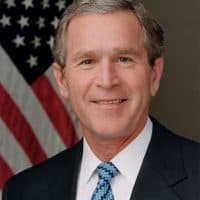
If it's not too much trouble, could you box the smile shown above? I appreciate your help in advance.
[93,99,127,104]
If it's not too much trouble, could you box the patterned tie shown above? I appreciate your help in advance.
[91,162,119,200]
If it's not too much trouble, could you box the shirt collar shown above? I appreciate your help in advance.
[111,118,152,185]
[79,138,101,186]
[79,117,152,186]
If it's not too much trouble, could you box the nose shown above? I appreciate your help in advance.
[95,60,120,89]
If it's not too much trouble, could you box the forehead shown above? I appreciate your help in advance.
[67,9,142,33]
[65,10,146,56]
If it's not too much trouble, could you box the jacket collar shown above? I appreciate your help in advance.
[130,118,188,200]
[48,139,83,200]
[46,118,188,200]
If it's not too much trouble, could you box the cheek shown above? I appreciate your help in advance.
[66,72,91,104]
[67,81,82,104]
[125,69,151,94]
[66,82,84,119]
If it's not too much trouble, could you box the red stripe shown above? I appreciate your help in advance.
[0,155,14,189]
[32,75,79,147]
[0,84,47,165]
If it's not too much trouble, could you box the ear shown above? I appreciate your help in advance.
[150,57,164,96]
[53,62,69,99]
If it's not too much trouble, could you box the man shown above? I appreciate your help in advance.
[3,0,200,200]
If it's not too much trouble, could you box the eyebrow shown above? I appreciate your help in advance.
[71,51,96,63]
[112,47,141,57]
[71,47,141,62]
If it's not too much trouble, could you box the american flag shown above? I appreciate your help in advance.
[0,0,82,197]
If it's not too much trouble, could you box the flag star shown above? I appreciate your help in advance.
[26,55,38,68]
[47,36,54,49]
[22,0,34,10]
[13,34,25,48]
[17,15,29,29]
[37,17,45,29]
[32,36,41,48]
[4,0,16,8]
[41,0,50,9]
[55,0,65,11]
[51,17,59,29]
[0,14,11,27]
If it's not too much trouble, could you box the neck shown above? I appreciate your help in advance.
[84,117,148,162]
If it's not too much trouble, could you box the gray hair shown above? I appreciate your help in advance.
[53,0,165,68]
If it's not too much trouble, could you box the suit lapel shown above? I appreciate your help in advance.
[41,119,189,200]
[130,119,188,200]
[47,140,83,200]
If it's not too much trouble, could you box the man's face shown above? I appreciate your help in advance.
[54,10,163,141]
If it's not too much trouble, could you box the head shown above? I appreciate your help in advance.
[53,0,164,69]
[53,0,164,145]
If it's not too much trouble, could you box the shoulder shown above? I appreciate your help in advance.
[2,140,83,200]
[151,117,200,169]
[10,139,82,179]
[151,116,199,146]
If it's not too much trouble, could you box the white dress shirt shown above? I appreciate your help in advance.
[76,118,152,200]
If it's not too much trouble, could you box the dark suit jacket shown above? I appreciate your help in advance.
[2,118,200,200]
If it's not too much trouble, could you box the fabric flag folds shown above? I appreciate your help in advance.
[0,0,81,198]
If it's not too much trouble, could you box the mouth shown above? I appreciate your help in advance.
[92,99,127,105]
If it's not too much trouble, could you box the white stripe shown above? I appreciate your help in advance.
[46,67,83,138]
[0,191,2,200]
[0,120,31,173]
[0,45,65,157]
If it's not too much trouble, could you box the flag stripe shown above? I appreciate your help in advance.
[0,84,47,165]
[0,46,66,157]
[32,75,79,147]
[0,1,81,196]
[0,155,14,189]
[0,120,31,173]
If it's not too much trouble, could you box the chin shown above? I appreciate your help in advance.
[93,126,132,140]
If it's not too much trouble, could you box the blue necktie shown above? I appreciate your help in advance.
[91,162,119,200]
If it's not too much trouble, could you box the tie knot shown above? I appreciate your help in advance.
[96,162,119,182]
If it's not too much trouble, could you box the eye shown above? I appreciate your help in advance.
[77,58,96,70]
[118,57,132,63]
[80,59,94,65]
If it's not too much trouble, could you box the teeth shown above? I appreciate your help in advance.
[95,99,124,104]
